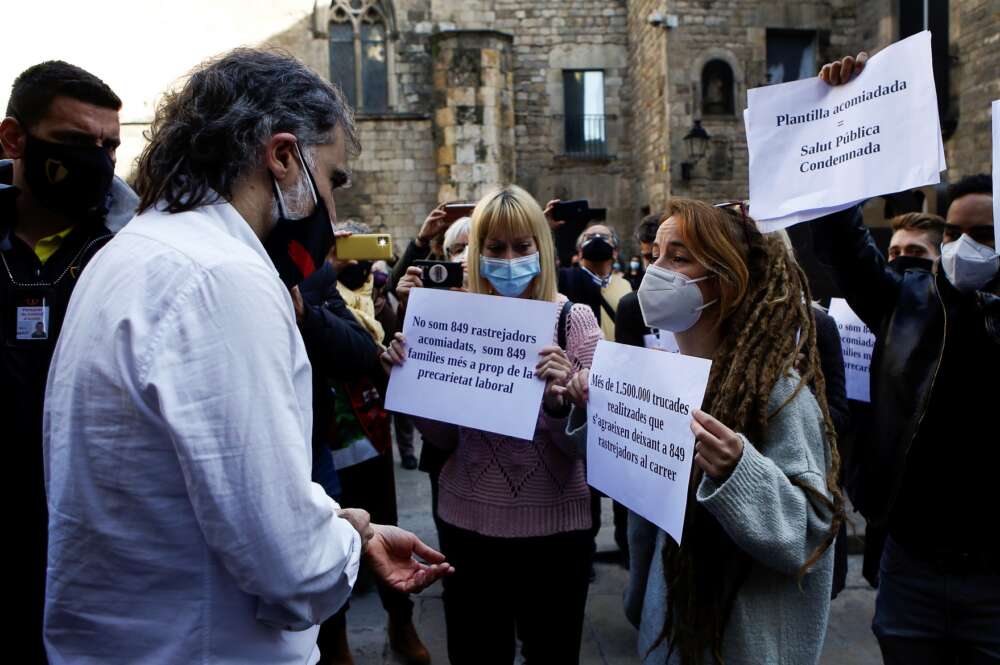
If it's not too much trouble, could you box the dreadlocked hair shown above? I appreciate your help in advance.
[650,199,845,665]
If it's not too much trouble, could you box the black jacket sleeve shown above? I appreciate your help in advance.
[811,205,902,333]
[298,262,380,381]
[390,239,432,293]
[812,307,850,439]
[615,292,649,349]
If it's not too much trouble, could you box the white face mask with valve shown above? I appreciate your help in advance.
[940,234,999,293]
[636,265,717,332]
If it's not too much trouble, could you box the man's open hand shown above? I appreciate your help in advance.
[365,524,454,594]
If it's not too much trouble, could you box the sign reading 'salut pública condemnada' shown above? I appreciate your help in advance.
[586,341,712,544]
[745,30,946,230]
[384,287,559,441]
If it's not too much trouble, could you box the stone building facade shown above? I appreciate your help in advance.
[50,0,989,248]
[268,0,639,243]
[267,0,996,248]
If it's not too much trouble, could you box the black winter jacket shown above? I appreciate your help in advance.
[814,205,1000,552]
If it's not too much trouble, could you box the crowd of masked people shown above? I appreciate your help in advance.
[2,45,995,665]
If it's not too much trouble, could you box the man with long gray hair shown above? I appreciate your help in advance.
[42,49,452,664]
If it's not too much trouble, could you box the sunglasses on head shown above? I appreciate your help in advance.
[713,200,754,248]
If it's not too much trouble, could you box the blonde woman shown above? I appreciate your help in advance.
[383,186,602,665]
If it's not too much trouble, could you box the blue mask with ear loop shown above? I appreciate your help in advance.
[479,253,541,297]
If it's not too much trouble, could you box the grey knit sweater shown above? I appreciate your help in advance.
[570,373,835,665]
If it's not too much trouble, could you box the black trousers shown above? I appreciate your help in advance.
[589,490,629,558]
[439,521,592,665]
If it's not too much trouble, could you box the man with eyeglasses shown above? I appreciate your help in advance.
[41,49,451,665]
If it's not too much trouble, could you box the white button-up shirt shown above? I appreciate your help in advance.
[43,200,361,664]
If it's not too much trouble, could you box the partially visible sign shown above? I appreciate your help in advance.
[828,298,875,403]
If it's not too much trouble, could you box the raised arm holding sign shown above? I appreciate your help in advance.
[746,31,946,228]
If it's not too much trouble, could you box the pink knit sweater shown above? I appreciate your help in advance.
[415,296,601,538]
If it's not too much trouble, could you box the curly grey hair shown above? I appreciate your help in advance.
[134,48,359,213]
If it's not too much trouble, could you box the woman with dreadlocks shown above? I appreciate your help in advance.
[566,198,845,665]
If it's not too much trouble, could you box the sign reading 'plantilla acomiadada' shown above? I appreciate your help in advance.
[745,31,946,231]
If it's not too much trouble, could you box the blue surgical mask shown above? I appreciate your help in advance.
[479,252,541,297]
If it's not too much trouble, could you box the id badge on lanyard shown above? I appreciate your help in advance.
[4,286,58,348]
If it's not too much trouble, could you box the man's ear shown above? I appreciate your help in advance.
[264,133,300,184]
[0,117,28,159]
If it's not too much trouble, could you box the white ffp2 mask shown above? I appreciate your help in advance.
[941,234,999,293]
[637,265,717,332]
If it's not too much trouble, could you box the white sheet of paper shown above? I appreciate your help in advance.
[642,329,680,353]
[746,31,944,222]
[743,108,865,231]
[828,298,875,403]
[384,288,559,440]
[754,199,864,232]
[586,340,712,544]
[993,100,999,246]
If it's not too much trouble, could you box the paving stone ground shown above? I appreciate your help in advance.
[341,438,882,665]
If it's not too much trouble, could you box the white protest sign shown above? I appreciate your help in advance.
[828,298,875,403]
[746,31,945,223]
[993,100,999,246]
[586,340,712,544]
[643,329,680,353]
[742,109,864,230]
[385,288,558,440]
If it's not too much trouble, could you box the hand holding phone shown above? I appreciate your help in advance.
[414,260,464,289]
[335,234,393,260]
[441,203,476,224]
[551,200,591,225]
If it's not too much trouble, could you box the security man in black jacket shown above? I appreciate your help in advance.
[0,61,135,663]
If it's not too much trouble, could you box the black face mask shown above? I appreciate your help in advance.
[338,261,373,291]
[263,145,334,288]
[580,237,615,262]
[23,133,115,220]
[888,254,934,276]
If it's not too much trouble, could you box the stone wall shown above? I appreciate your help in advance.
[660,1,863,206]
[627,0,671,217]
[491,0,638,241]
[268,2,441,241]
[431,30,516,202]
[945,0,1000,179]
[336,118,438,239]
[271,0,998,247]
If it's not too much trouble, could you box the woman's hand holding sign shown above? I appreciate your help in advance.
[564,369,590,409]
[536,346,573,412]
[381,332,407,375]
[691,409,744,482]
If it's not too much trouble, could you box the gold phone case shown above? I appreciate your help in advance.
[335,234,393,260]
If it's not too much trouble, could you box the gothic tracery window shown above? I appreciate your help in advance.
[327,0,396,113]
